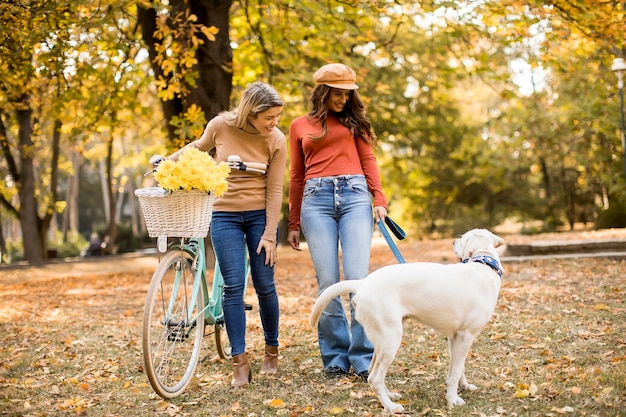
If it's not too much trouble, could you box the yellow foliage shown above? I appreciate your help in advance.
[269,398,285,408]
[161,58,175,76]
[513,389,530,398]
[181,54,198,69]
[201,25,219,41]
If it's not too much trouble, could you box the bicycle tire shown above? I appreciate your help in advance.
[214,321,232,360]
[142,249,205,398]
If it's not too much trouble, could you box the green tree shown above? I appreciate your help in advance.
[0,0,79,266]
[0,0,162,265]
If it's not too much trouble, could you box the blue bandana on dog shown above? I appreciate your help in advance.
[461,255,503,278]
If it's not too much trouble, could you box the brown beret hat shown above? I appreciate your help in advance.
[313,63,359,90]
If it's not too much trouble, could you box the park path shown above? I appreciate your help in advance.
[1,227,625,284]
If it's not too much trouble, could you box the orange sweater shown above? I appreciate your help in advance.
[171,115,286,243]
[288,114,387,231]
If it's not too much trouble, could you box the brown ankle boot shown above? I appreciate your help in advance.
[231,353,251,387]
[260,344,279,374]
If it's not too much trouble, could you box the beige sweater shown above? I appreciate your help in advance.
[170,115,287,243]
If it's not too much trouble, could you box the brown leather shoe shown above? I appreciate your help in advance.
[260,344,279,374]
[231,353,251,387]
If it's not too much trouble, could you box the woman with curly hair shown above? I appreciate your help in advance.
[287,63,388,382]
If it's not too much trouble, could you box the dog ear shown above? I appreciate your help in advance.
[459,234,476,258]
[452,238,464,259]
[483,229,504,248]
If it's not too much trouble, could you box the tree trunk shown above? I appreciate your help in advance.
[42,119,62,248]
[105,135,117,245]
[0,110,20,220]
[540,156,551,199]
[128,172,139,236]
[70,152,80,234]
[0,210,6,263]
[16,103,44,267]
[137,0,233,146]
[137,0,232,265]
[61,151,81,240]
[97,158,108,225]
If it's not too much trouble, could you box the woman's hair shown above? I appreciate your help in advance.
[224,81,283,130]
[306,84,377,145]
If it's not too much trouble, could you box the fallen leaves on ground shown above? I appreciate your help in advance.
[0,230,624,416]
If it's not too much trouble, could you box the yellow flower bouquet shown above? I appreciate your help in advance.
[154,147,229,196]
[135,148,230,240]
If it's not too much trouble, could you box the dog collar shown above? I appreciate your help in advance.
[461,255,503,278]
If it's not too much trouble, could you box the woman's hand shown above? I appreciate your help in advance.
[287,230,302,251]
[257,238,278,266]
[373,206,388,222]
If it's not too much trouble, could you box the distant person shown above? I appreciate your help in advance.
[101,235,111,255]
[85,233,104,256]
[287,63,388,381]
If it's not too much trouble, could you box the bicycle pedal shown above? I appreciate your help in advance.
[244,303,253,311]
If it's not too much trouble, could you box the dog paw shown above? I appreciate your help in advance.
[388,392,402,400]
[384,403,405,414]
[446,395,466,406]
[462,383,477,391]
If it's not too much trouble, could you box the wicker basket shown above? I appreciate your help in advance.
[135,187,216,238]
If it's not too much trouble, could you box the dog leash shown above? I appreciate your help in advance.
[377,216,406,264]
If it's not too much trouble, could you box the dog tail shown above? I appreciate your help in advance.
[309,280,363,329]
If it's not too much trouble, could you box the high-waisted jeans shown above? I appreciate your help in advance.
[300,175,374,374]
[210,210,279,357]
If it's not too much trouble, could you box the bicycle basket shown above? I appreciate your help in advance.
[134,187,216,238]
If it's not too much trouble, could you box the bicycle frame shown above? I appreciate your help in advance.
[167,237,250,328]
[161,237,217,331]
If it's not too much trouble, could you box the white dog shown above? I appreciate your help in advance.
[309,229,505,413]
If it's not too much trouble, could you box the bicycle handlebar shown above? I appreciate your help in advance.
[144,154,166,176]
[227,155,267,175]
[149,154,166,166]
[146,154,267,176]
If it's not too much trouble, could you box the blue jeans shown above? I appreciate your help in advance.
[210,210,279,357]
[300,175,374,374]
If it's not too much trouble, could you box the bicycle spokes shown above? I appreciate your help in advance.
[142,250,205,398]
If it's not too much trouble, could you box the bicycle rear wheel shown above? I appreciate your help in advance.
[214,319,232,359]
[142,249,205,398]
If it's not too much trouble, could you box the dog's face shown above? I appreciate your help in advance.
[453,229,504,259]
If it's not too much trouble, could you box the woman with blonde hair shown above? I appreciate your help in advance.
[168,81,286,387]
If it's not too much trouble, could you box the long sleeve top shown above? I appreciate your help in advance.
[288,113,387,231]
[171,115,287,243]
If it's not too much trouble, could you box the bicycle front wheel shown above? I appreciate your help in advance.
[142,249,205,398]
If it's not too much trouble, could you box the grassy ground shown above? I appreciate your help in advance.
[0,232,624,416]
